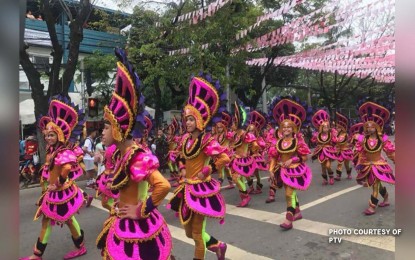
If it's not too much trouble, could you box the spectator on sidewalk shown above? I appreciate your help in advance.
[82,128,98,189]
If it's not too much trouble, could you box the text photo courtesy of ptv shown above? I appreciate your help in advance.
[328,228,402,244]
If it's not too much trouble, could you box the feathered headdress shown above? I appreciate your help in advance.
[268,96,308,133]
[358,99,391,135]
[349,122,364,136]
[335,112,349,132]
[38,95,84,144]
[216,110,232,129]
[233,100,248,129]
[312,109,330,132]
[143,110,154,137]
[248,110,267,132]
[103,48,146,141]
[167,116,179,135]
[183,72,226,131]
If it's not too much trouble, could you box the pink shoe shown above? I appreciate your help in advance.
[247,186,255,194]
[280,212,294,230]
[265,189,275,203]
[237,193,251,207]
[378,202,390,207]
[363,208,376,215]
[347,174,352,180]
[208,242,227,260]
[322,179,328,185]
[63,246,87,260]
[329,178,334,185]
[294,207,302,221]
[334,176,341,181]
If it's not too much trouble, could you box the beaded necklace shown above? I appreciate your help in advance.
[276,138,297,154]
[182,132,204,160]
[318,132,331,144]
[364,135,382,154]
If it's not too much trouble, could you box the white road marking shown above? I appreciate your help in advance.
[90,199,274,260]
[300,185,363,210]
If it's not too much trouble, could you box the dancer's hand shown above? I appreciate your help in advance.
[282,159,292,168]
[47,184,57,191]
[118,203,142,220]
[197,172,205,180]
[105,181,112,189]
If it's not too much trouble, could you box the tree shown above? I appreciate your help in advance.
[20,0,92,162]
[20,0,92,118]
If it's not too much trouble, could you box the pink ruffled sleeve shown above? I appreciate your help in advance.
[104,144,117,171]
[129,152,160,182]
[268,145,278,158]
[297,138,311,155]
[203,139,227,156]
[225,131,234,141]
[244,132,257,143]
[72,146,84,157]
[256,137,266,149]
[382,135,395,157]
[354,134,365,152]
[54,149,77,166]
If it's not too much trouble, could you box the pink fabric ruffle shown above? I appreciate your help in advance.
[130,153,160,182]
[54,150,77,166]
[297,138,311,155]
[129,152,160,182]
[244,132,257,143]
[204,140,227,156]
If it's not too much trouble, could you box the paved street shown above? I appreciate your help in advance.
[19,151,396,260]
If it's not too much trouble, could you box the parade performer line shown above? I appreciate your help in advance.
[164,191,395,252]
[90,199,273,260]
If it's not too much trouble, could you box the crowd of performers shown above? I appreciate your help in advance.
[20,48,395,260]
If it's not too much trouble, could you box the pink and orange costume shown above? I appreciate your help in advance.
[166,117,181,187]
[355,101,395,215]
[20,98,88,260]
[267,97,312,230]
[349,122,364,166]
[228,102,260,207]
[311,109,339,185]
[334,112,354,180]
[214,110,235,189]
[167,74,229,260]
[95,144,119,211]
[96,49,172,259]
[245,110,268,194]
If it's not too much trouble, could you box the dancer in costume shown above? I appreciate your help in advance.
[334,112,354,180]
[267,97,312,230]
[214,110,235,189]
[166,117,181,187]
[311,109,339,185]
[95,144,120,211]
[167,74,229,260]
[20,98,88,260]
[349,122,364,166]
[96,49,172,259]
[355,100,395,215]
[228,101,257,207]
[245,110,268,194]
